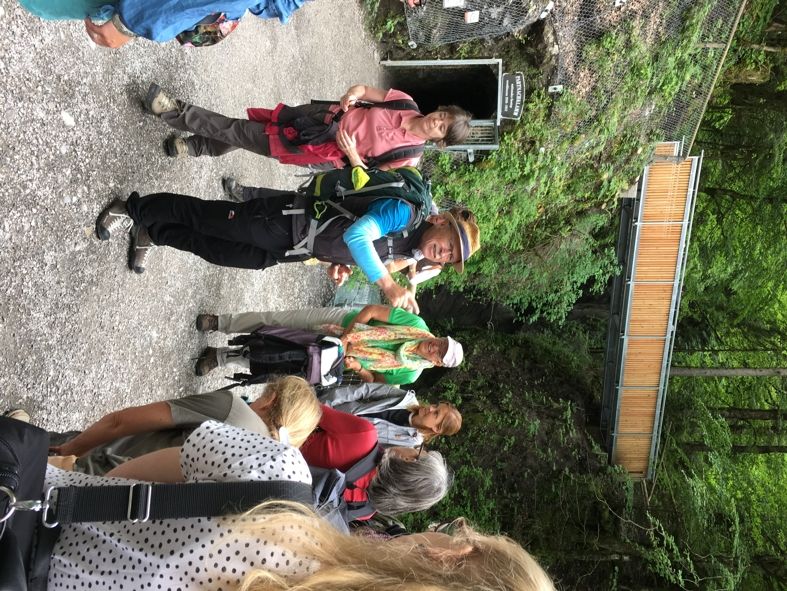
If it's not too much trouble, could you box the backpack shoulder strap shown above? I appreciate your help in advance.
[344,500,377,521]
[47,481,313,525]
[343,444,382,487]
[365,99,421,114]
[365,144,426,169]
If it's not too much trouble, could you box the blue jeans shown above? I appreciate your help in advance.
[18,0,115,21]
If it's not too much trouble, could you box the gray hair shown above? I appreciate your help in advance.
[367,450,452,516]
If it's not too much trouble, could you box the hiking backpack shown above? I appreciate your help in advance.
[227,325,344,387]
[280,99,426,168]
[309,443,382,525]
[284,166,434,260]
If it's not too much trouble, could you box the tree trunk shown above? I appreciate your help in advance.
[670,367,787,377]
[711,407,785,421]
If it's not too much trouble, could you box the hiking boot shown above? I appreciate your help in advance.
[129,224,154,274]
[165,136,189,158]
[143,83,178,116]
[196,314,218,332]
[222,177,245,202]
[95,197,132,241]
[3,408,31,423]
[194,347,219,376]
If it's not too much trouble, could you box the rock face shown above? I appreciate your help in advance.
[0,0,383,431]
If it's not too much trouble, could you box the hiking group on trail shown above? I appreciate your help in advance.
[2,2,557,590]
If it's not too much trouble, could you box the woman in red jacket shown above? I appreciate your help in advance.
[300,405,450,519]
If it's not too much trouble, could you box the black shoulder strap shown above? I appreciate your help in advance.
[365,99,420,113]
[47,480,313,525]
[343,444,382,488]
[311,98,420,114]
[345,500,376,521]
[365,144,425,168]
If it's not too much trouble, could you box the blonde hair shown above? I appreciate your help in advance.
[237,502,554,591]
[406,403,463,442]
[263,376,322,448]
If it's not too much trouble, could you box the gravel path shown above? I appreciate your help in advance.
[0,0,383,430]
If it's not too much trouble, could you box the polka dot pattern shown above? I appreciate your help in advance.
[46,421,314,590]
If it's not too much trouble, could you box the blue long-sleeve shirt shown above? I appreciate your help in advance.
[343,199,413,283]
[118,0,308,42]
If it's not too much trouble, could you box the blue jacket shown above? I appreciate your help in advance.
[118,0,308,42]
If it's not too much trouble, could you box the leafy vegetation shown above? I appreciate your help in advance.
[358,0,787,588]
[365,0,739,322]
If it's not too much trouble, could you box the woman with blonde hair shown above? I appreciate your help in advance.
[239,502,555,591]
[318,382,462,448]
[49,376,321,475]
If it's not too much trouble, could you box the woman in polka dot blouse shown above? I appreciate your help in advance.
[44,420,554,590]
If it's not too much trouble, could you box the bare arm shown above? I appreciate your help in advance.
[106,447,184,482]
[376,275,419,314]
[340,84,390,110]
[49,401,175,457]
[343,304,395,335]
[385,259,412,275]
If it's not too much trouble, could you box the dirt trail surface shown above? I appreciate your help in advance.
[0,0,382,430]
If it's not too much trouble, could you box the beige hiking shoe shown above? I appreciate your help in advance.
[3,409,31,423]
[143,83,178,116]
[165,136,190,158]
[195,314,219,332]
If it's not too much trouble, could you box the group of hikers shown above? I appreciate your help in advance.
[2,1,557,590]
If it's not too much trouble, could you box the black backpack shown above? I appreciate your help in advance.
[285,166,433,259]
[278,99,426,168]
[227,325,344,387]
[309,444,382,525]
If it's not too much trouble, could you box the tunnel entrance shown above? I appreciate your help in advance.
[380,59,505,154]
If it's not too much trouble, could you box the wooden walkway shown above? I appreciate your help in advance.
[601,142,703,478]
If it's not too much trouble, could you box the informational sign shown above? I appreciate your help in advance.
[501,72,526,120]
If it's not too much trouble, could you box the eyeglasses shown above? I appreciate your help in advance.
[416,441,425,459]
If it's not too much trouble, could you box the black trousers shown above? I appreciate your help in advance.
[126,192,297,270]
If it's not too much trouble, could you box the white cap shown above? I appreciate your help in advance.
[442,337,464,368]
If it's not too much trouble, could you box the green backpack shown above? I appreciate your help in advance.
[303,166,434,236]
[285,166,434,260]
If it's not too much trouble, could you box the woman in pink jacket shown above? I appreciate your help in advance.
[143,82,472,170]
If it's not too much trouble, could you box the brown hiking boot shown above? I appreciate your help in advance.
[129,224,154,274]
[195,314,218,332]
[195,347,219,376]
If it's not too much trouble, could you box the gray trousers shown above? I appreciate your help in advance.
[217,307,353,334]
[162,101,270,158]
[216,307,353,369]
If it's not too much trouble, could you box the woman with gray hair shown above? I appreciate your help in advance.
[368,446,451,515]
[300,405,451,520]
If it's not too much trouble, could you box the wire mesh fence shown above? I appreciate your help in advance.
[404,0,744,158]
[548,0,745,157]
[404,0,553,47]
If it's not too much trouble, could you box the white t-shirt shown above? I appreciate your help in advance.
[45,421,314,591]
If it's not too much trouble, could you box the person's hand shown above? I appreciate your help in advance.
[336,130,366,168]
[327,263,353,286]
[344,356,361,371]
[340,92,359,112]
[48,455,77,471]
[383,281,420,314]
[49,441,83,457]
[84,18,133,48]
